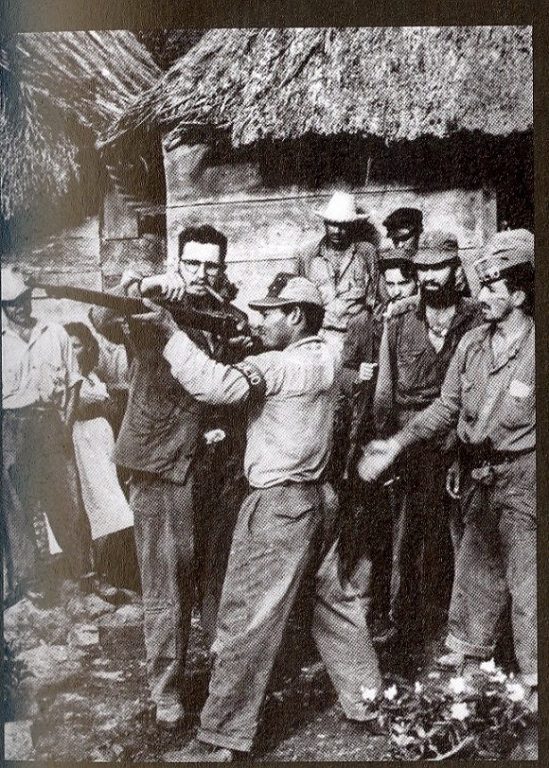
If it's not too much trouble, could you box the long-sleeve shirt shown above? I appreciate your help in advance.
[374,297,483,435]
[91,283,217,482]
[163,332,338,489]
[2,316,81,413]
[296,238,379,330]
[398,319,535,453]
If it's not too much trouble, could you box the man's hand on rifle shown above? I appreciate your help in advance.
[139,273,186,302]
[132,299,180,339]
[357,438,401,483]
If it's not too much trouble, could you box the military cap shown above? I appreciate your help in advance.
[378,247,415,270]
[1,265,32,303]
[474,229,534,284]
[382,207,423,235]
[249,273,324,310]
[413,230,460,267]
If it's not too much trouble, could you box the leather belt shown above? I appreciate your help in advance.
[461,442,534,469]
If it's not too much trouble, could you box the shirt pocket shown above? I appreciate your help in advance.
[397,346,427,392]
[499,389,535,429]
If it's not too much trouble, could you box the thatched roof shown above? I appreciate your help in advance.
[1,31,160,220]
[104,26,532,149]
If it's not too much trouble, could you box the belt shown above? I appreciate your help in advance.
[461,443,534,469]
[322,326,347,333]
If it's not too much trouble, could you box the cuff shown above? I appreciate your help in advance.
[163,329,191,365]
[445,633,495,659]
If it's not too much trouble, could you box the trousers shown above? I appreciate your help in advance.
[197,482,382,753]
[389,445,455,636]
[130,473,195,707]
[445,452,537,685]
[2,408,93,596]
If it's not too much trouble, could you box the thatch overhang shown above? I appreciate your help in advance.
[103,26,532,150]
[1,31,160,221]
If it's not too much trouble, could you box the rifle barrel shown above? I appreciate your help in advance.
[30,281,241,338]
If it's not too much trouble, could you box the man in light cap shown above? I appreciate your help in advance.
[296,191,381,359]
[359,230,536,699]
[1,265,93,605]
[136,272,382,761]
[371,231,483,651]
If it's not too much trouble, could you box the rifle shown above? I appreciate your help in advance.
[29,280,245,339]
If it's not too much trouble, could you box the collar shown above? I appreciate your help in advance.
[476,317,534,374]
[1,315,49,343]
[285,335,325,352]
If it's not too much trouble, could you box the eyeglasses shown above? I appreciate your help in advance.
[179,260,220,277]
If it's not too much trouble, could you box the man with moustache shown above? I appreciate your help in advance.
[138,273,382,761]
[372,231,482,651]
[92,225,244,727]
[358,230,536,697]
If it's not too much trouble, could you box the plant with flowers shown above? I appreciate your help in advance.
[359,662,533,760]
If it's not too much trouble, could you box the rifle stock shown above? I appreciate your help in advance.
[28,280,243,339]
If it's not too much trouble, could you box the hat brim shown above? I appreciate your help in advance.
[248,296,297,310]
[413,253,460,268]
[313,209,370,222]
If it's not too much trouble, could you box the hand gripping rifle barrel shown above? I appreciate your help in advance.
[28,280,243,339]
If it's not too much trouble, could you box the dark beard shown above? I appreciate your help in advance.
[420,282,458,309]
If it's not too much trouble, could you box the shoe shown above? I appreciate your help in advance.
[156,700,186,728]
[163,739,237,762]
[372,625,400,648]
[436,651,465,670]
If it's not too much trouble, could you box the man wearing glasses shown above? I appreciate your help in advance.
[92,225,238,728]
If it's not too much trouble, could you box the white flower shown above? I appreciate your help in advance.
[384,685,398,701]
[448,676,467,695]
[506,682,526,702]
[450,702,470,721]
[414,681,423,695]
[490,670,507,684]
[479,658,497,674]
[361,686,377,702]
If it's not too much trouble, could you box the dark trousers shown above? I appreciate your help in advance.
[389,445,454,638]
[2,408,93,597]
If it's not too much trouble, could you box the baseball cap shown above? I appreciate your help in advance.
[248,273,324,310]
[382,207,423,235]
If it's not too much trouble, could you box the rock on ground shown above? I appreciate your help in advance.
[4,720,34,761]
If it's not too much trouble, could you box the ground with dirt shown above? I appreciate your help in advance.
[3,582,536,762]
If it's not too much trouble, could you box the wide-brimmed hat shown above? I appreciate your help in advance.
[413,230,460,267]
[1,266,32,303]
[314,192,370,223]
[249,273,324,310]
[475,229,534,283]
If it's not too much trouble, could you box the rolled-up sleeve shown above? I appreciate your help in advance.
[397,343,463,449]
[163,330,250,405]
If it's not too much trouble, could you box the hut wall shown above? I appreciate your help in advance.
[164,144,497,310]
[2,216,102,324]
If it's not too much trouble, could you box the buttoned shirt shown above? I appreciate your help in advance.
[1,315,81,412]
[374,297,483,433]
[398,320,535,453]
[163,333,338,489]
[297,238,379,331]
